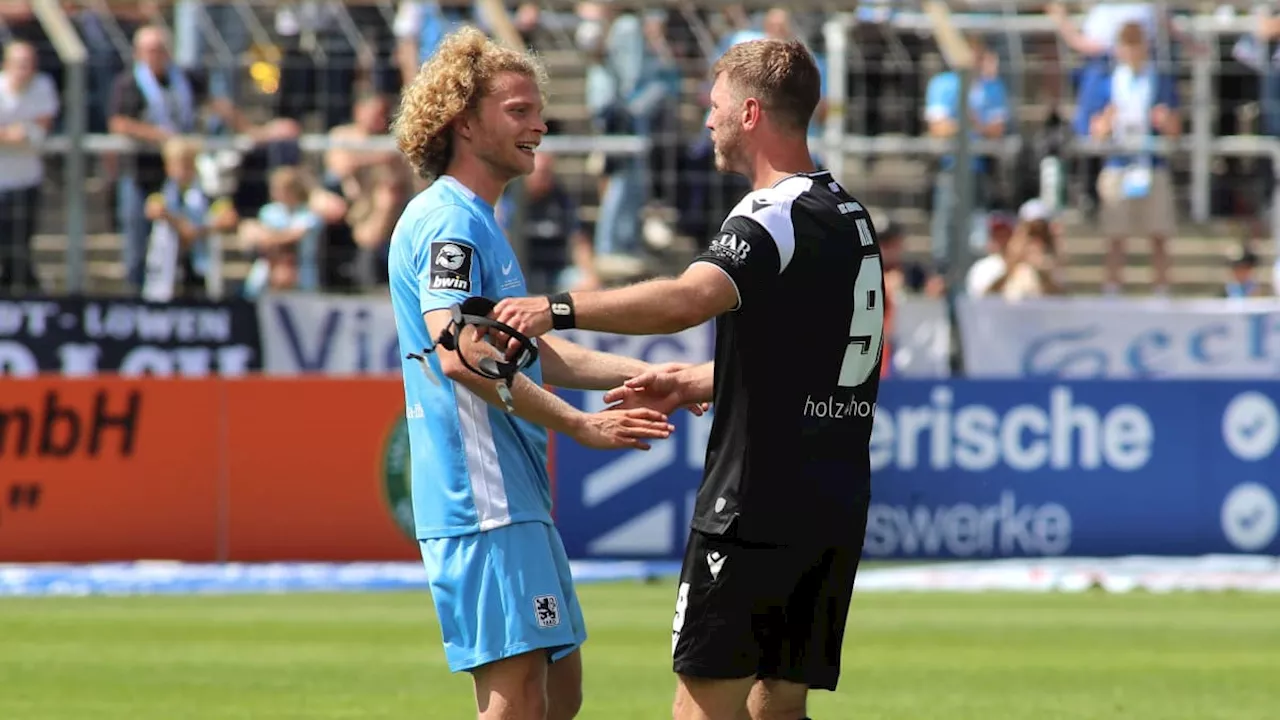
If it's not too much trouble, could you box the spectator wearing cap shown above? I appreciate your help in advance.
[1224,245,1266,299]
[1017,198,1065,256]
[968,204,1065,299]
[966,212,1016,297]
[992,218,1065,300]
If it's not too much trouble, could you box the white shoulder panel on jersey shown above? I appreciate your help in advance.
[721,174,814,274]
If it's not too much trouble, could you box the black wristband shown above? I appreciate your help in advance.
[548,292,576,330]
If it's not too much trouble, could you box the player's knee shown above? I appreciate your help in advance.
[673,675,753,720]
[546,683,581,720]
[751,705,808,720]
[474,653,549,720]
[750,703,809,720]
[546,649,583,720]
[748,679,808,720]
[671,677,704,720]
[671,690,694,720]
[547,694,581,720]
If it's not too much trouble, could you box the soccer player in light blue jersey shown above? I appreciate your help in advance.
[386,26,684,720]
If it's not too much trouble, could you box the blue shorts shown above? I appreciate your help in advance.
[420,521,588,673]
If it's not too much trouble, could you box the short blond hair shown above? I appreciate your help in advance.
[269,166,311,203]
[712,38,820,134]
[393,26,548,182]
[161,136,202,163]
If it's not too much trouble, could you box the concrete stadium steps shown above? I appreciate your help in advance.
[31,232,254,296]
[29,222,1266,299]
[892,222,1276,297]
[21,34,1271,299]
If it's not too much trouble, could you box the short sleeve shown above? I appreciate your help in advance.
[109,73,143,120]
[414,206,487,315]
[924,73,955,123]
[1080,8,1114,49]
[32,74,59,119]
[186,70,210,106]
[393,2,423,39]
[982,80,1009,125]
[257,202,286,226]
[1158,74,1178,109]
[1077,70,1110,128]
[692,212,783,312]
[184,191,210,228]
[291,209,322,233]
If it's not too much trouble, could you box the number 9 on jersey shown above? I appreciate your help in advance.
[836,254,885,388]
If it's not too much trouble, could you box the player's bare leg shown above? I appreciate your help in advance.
[1150,234,1170,294]
[673,674,755,720]
[546,648,584,720]
[1105,235,1126,293]
[747,678,808,720]
[472,650,549,720]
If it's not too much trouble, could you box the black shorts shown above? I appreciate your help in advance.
[669,519,868,691]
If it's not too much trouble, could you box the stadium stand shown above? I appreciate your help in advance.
[4,1,1279,299]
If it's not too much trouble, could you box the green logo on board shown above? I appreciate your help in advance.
[381,415,415,540]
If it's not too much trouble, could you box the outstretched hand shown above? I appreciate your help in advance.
[603,365,710,417]
[571,407,674,451]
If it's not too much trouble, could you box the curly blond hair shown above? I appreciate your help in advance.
[393,26,548,182]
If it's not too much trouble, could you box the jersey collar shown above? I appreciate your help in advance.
[770,169,833,188]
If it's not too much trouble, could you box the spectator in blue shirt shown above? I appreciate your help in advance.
[394,2,472,89]
[923,35,1008,269]
[583,7,675,259]
[1080,21,1180,296]
[239,166,324,297]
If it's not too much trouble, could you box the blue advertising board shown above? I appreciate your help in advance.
[553,380,1280,560]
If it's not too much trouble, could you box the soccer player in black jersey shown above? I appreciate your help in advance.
[492,37,884,720]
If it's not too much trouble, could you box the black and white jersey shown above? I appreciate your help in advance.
[690,170,884,547]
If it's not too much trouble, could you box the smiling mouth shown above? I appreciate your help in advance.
[516,142,538,155]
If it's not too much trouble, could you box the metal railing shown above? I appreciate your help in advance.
[823,8,1271,225]
[31,0,88,293]
[21,2,1280,295]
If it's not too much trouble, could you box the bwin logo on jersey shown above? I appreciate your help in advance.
[710,232,751,266]
[428,241,473,293]
[435,243,466,270]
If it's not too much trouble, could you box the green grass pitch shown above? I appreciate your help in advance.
[1,583,1278,719]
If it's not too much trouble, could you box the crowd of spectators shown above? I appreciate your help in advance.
[0,1,1278,303]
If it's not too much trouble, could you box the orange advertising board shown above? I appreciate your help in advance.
[0,377,420,562]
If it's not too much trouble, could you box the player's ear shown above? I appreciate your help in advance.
[453,113,474,143]
[742,97,761,130]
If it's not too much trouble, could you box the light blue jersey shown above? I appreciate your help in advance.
[388,174,587,674]
[387,175,552,540]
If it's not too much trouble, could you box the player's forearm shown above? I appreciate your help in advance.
[430,308,584,434]
[676,362,715,404]
[569,279,711,336]
[538,335,649,391]
[445,365,583,436]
